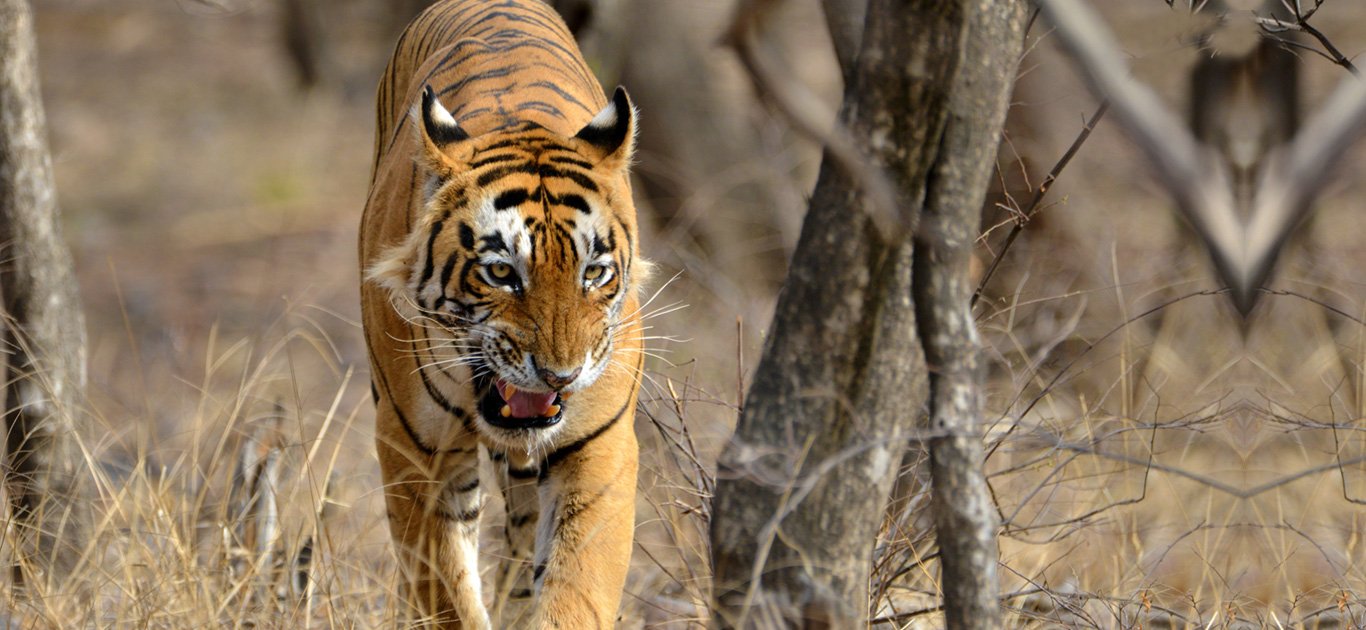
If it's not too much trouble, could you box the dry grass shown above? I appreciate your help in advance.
[13,0,1366,628]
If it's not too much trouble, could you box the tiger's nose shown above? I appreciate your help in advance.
[538,366,581,391]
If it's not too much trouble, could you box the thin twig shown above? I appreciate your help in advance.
[973,100,1109,306]
[1256,1,1357,75]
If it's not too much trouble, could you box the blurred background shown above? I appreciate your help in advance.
[22,0,1366,626]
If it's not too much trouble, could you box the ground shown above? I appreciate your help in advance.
[12,0,1366,627]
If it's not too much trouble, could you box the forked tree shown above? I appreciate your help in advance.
[708,0,1026,627]
[0,0,92,589]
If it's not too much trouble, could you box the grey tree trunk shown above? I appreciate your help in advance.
[0,0,92,589]
[914,1,1027,627]
[709,0,1025,627]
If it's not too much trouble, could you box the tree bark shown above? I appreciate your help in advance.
[708,0,966,626]
[709,0,1027,626]
[914,1,1027,627]
[0,0,92,588]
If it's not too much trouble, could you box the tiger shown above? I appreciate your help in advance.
[358,1,646,627]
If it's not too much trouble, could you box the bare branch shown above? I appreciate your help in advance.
[1244,75,1366,297]
[1037,0,1366,314]
[1255,10,1358,75]
[1034,0,1246,304]
[724,0,907,242]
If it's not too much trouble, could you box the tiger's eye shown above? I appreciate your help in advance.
[584,265,605,282]
[489,262,514,280]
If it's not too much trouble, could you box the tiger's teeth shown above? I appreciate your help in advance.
[545,404,561,417]
[500,405,512,418]
[559,391,572,399]
[505,384,517,398]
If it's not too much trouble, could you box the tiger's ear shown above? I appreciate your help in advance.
[416,85,470,179]
[572,87,635,171]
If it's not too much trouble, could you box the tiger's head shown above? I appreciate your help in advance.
[369,85,643,447]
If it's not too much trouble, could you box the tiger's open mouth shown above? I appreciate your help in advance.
[477,376,565,430]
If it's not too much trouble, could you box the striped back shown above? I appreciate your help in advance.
[371,0,604,180]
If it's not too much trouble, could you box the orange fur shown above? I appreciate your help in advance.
[359,1,644,626]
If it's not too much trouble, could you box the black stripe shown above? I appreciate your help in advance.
[459,222,476,250]
[416,337,473,421]
[455,106,494,123]
[540,396,634,476]
[370,349,444,456]
[429,38,497,85]
[409,323,475,433]
[555,193,591,214]
[528,81,593,115]
[547,155,594,170]
[618,218,635,288]
[458,257,482,296]
[478,163,538,187]
[405,169,416,233]
[437,65,520,102]
[551,222,578,262]
[376,2,599,178]
[508,512,535,528]
[508,466,540,479]
[470,153,525,169]
[476,11,567,39]
[515,101,566,119]
[495,188,531,210]
[476,137,543,154]
[417,220,446,291]
[478,233,509,254]
[539,165,599,193]
[390,399,437,455]
[437,504,482,523]
[454,476,481,493]
[439,254,460,296]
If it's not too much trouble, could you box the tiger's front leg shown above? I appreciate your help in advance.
[376,416,490,630]
[491,450,540,627]
[531,416,639,628]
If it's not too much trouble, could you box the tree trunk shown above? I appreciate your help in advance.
[709,0,1027,626]
[914,1,1027,627]
[709,0,966,626]
[0,0,92,589]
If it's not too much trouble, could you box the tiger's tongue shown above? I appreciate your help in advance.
[497,379,557,418]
